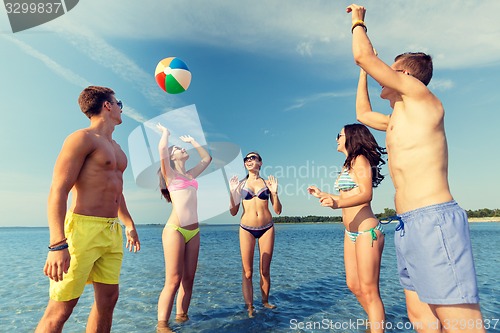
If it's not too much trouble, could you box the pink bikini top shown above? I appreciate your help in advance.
[167,175,198,192]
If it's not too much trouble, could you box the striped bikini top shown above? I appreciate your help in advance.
[335,168,358,192]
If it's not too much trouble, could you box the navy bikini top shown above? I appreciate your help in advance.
[241,178,270,200]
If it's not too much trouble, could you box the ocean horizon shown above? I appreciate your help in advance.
[1,222,498,332]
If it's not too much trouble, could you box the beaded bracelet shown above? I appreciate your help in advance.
[48,243,69,251]
[351,20,367,33]
[49,237,67,248]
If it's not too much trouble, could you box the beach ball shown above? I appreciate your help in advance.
[155,57,191,94]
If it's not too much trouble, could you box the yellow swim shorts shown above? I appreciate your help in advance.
[50,211,123,301]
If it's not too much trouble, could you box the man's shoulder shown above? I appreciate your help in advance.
[67,128,93,139]
[408,86,442,106]
[398,91,443,119]
[62,128,97,150]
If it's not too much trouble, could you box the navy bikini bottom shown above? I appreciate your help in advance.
[240,222,273,239]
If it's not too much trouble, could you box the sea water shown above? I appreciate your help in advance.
[1,222,498,333]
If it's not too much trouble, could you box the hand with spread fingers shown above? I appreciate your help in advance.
[180,135,195,144]
[229,175,240,193]
[156,122,170,136]
[267,175,279,194]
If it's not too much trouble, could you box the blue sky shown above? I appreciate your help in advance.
[1,1,499,227]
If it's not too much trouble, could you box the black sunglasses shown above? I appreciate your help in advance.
[395,69,413,77]
[109,100,123,109]
[171,146,182,153]
[336,133,345,140]
[244,155,260,162]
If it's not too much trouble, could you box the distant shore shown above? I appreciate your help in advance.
[275,218,500,224]
[468,217,500,223]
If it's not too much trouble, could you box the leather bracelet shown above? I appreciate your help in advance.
[49,237,67,248]
[351,20,367,33]
[48,243,69,251]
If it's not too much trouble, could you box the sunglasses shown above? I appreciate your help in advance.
[336,133,345,140]
[395,69,413,77]
[244,155,260,162]
[109,100,123,109]
[171,146,182,153]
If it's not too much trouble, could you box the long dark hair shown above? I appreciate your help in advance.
[158,146,177,203]
[343,123,386,187]
[158,168,172,202]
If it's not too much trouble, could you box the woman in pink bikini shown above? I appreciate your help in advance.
[156,123,212,332]
[229,151,282,318]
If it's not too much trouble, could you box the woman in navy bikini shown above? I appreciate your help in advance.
[156,123,212,332]
[229,152,282,318]
[308,124,386,333]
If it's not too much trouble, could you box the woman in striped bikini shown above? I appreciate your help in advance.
[229,152,282,318]
[156,123,212,332]
[308,123,386,333]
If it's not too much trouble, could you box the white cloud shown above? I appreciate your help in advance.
[285,90,353,112]
[45,0,500,70]
[3,15,185,124]
[296,42,313,57]
[430,79,454,92]
[2,35,91,87]
[122,105,149,124]
[45,23,175,110]
[3,33,152,123]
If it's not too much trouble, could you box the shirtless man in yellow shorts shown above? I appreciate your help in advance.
[35,86,141,333]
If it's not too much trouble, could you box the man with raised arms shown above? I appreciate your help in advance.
[346,4,485,333]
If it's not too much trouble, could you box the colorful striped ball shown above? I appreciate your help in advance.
[155,57,191,94]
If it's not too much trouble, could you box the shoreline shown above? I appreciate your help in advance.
[468,217,500,223]
[2,219,499,228]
